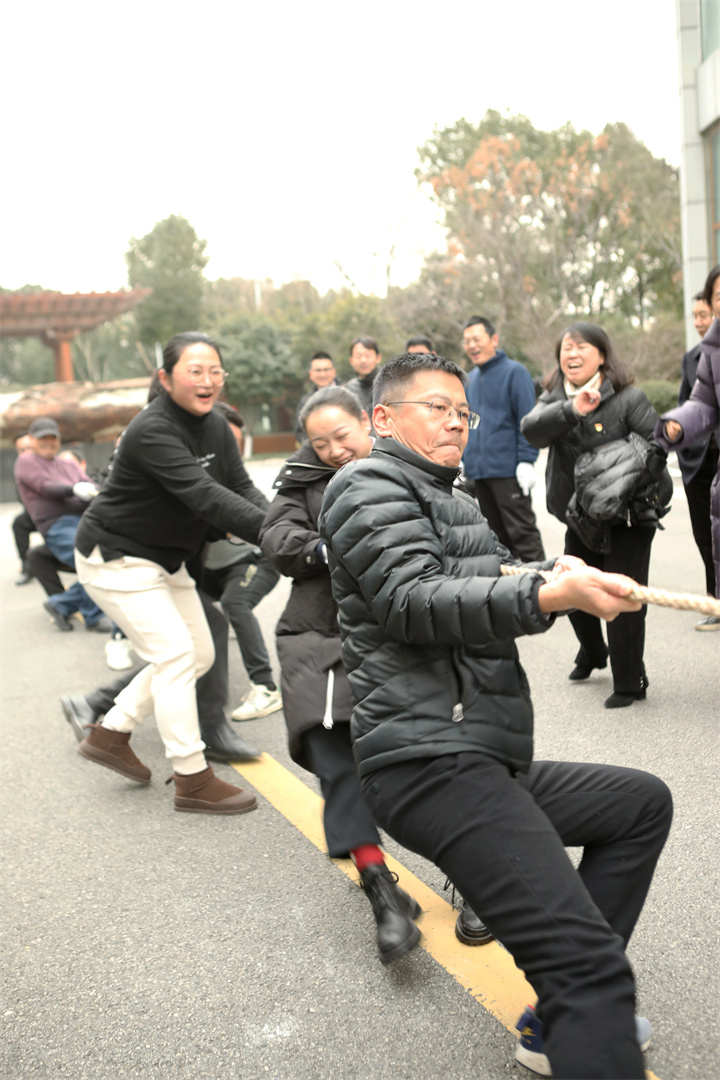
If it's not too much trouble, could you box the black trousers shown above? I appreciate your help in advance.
[12,509,35,565]
[683,442,719,597]
[201,558,279,687]
[362,752,672,1080]
[301,723,381,858]
[86,591,229,737]
[564,525,654,693]
[25,544,74,597]
[470,477,545,562]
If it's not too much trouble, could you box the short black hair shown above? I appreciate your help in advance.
[462,315,496,337]
[349,335,379,356]
[213,401,244,429]
[299,385,365,433]
[693,291,710,303]
[373,353,467,410]
[405,334,434,351]
[310,351,333,363]
[702,266,720,308]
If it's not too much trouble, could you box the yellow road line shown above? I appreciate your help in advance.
[232,753,660,1080]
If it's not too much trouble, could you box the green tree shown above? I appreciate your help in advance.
[218,315,300,411]
[126,215,208,346]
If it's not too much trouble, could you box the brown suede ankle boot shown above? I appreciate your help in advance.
[78,723,151,784]
[170,765,257,815]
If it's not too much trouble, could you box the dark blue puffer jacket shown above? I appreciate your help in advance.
[318,437,556,777]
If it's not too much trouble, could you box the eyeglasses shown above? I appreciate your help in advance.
[385,400,480,430]
[183,367,227,384]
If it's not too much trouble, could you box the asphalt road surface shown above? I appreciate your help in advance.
[1,451,717,1080]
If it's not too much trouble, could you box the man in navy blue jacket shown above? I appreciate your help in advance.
[462,315,545,561]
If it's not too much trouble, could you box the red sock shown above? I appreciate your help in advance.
[351,844,385,873]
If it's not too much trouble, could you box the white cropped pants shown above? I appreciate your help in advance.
[75,547,215,774]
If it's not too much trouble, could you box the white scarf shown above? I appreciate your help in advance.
[564,370,603,399]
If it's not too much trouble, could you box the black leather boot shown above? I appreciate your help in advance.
[201,718,261,762]
[360,863,421,964]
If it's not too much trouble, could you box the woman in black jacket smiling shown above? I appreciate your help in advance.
[522,323,670,708]
[74,332,267,814]
[260,386,422,964]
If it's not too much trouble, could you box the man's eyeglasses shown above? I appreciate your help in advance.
[184,367,227,384]
[385,400,480,430]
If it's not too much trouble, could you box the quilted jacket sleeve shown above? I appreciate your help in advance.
[260,484,326,581]
[320,461,551,648]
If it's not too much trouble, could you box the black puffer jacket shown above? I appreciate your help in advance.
[521,379,669,531]
[259,444,353,768]
[318,438,556,778]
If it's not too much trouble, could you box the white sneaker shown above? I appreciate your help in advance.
[231,684,283,721]
[105,635,135,671]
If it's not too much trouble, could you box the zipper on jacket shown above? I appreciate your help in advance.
[322,668,335,729]
[450,651,463,722]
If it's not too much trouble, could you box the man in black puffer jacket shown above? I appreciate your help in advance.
[318,353,673,1080]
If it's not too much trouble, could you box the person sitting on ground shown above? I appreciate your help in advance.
[73,331,270,816]
[13,418,110,632]
[200,402,282,721]
[318,352,672,1079]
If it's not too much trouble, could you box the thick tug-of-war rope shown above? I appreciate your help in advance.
[500,564,720,618]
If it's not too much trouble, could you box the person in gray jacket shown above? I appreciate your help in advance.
[319,352,672,1080]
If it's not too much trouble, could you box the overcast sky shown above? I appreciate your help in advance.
[0,0,680,298]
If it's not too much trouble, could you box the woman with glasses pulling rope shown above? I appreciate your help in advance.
[74,332,268,814]
[521,323,672,709]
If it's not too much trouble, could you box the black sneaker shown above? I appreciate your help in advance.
[43,600,73,632]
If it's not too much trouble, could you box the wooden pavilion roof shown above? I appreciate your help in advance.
[0,289,152,338]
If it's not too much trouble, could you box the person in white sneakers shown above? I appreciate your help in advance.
[199,403,283,723]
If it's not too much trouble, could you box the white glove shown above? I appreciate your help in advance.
[73,481,99,501]
[515,462,536,496]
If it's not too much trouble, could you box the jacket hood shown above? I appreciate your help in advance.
[271,442,336,493]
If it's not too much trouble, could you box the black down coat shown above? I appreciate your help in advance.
[521,379,670,546]
[259,444,354,769]
[318,438,556,778]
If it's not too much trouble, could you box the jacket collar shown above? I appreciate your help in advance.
[473,349,506,373]
[372,436,460,484]
[272,441,336,491]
